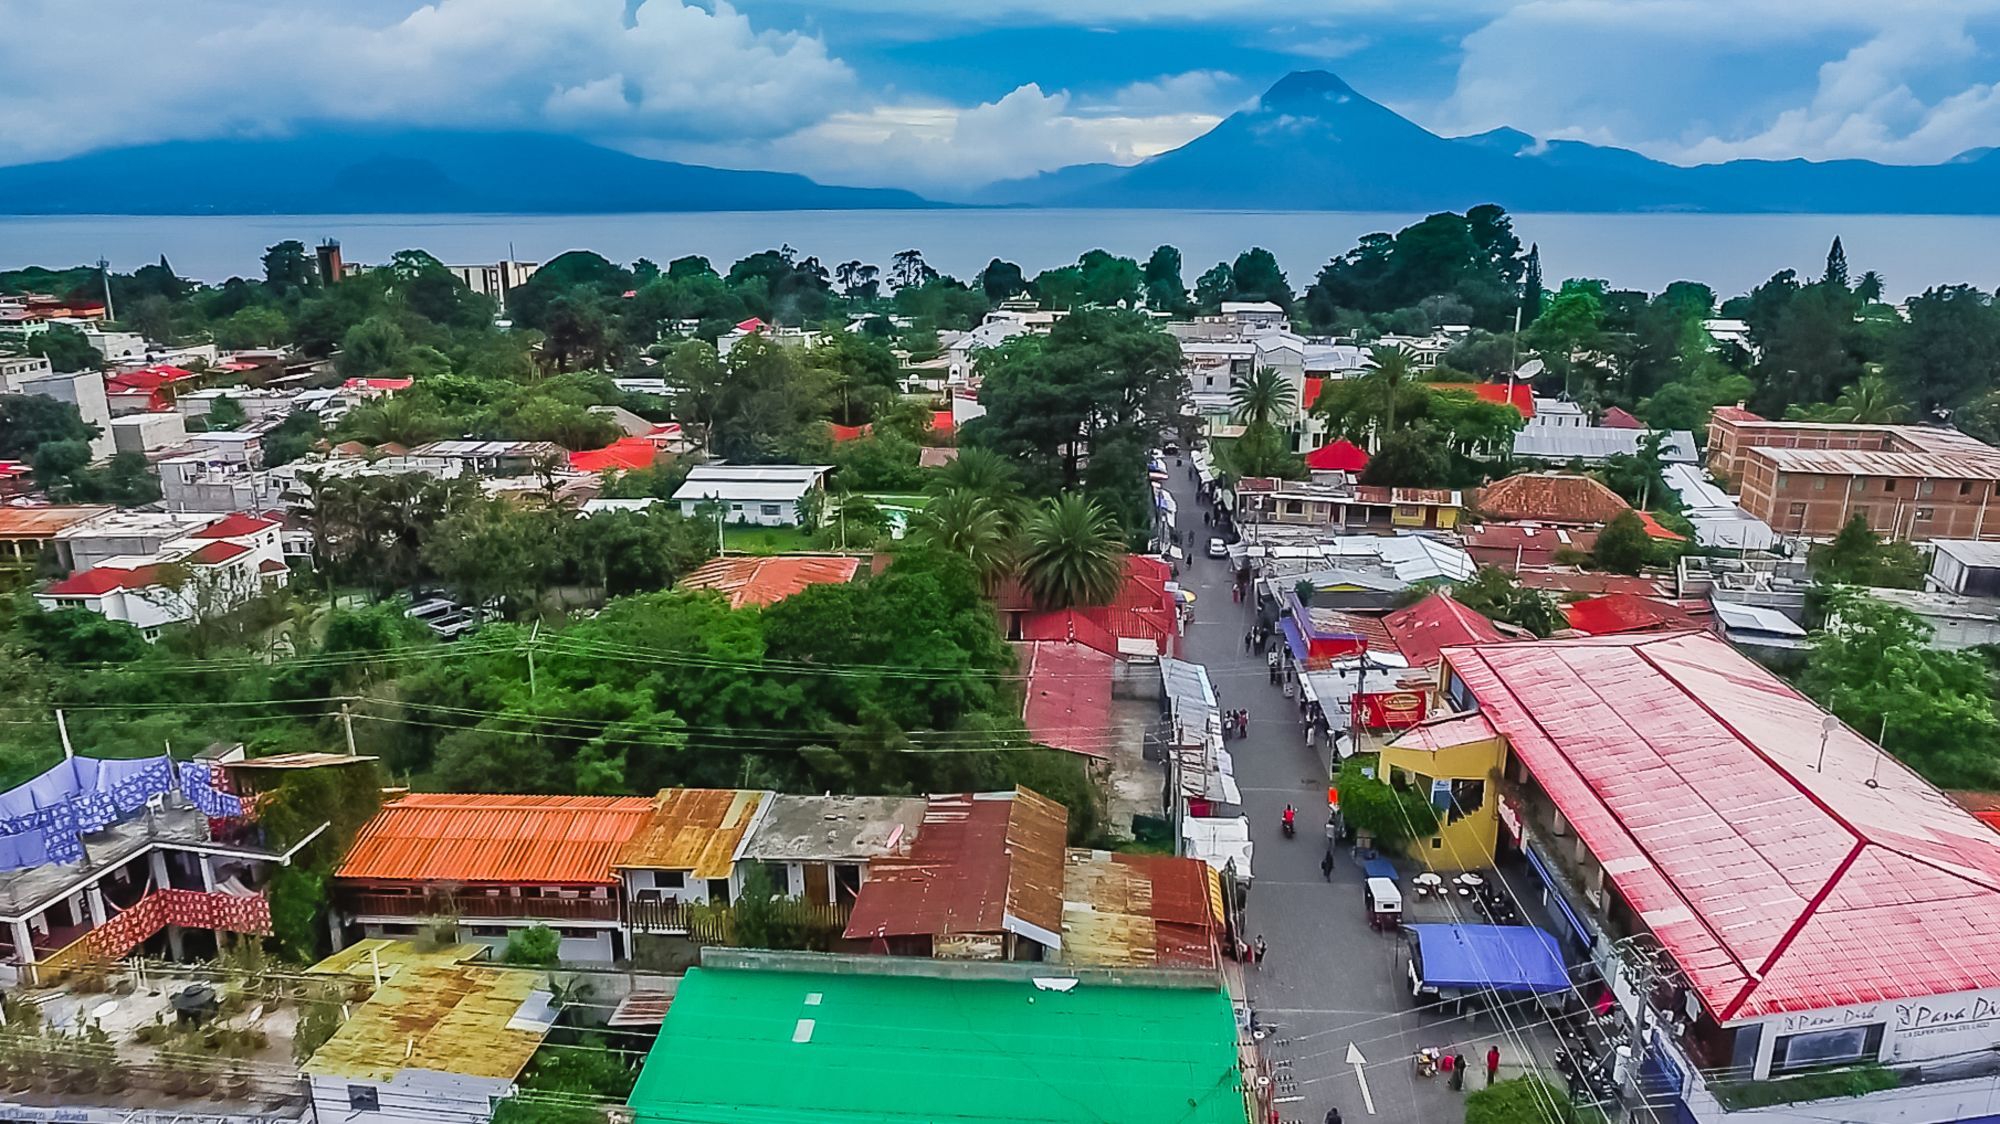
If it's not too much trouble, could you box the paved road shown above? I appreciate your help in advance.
[1167,467,1527,1124]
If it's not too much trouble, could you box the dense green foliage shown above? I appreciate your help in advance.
[1336,755,1440,851]
[1711,1065,1900,1111]
[1466,1077,1600,1124]
[1808,515,1927,589]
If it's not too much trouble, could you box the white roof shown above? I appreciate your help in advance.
[1931,540,2000,569]
[581,498,660,515]
[681,464,829,485]
[1533,398,1586,416]
[1180,816,1254,880]
[1512,426,1697,464]
[1326,535,1475,584]
[1712,601,1807,637]
[1662,462,1732,508]
[1221,301,1284,314]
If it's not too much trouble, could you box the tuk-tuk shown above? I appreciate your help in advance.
[1365,876,1403,931]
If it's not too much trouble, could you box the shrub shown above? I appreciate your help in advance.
[503,925,562,967]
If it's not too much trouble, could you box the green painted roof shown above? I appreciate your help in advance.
[627,966,1244,1124]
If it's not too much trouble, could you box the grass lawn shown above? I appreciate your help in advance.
[721,524,818,554]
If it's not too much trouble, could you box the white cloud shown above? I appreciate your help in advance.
[0,0,855,165]
[667,83,1221,190]
[1278,35,1373,59]
[1435,0,2000,165]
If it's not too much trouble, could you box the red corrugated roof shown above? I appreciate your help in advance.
[1445,631,2000,1020]
[736,318,766,332]
[337,794,656,886]
[1562,593,1696,636]
[931,410,954,436]
[1388,711,1497,753]
[1304,438,1369,472]
[1599,406,1644,429]
[257,558,287,574]
[1476,473,1631,524]
[1635,511,1686,542]
[190,513,277,539]
[1712,405,1764,423]
[1014,641,1114,759]
[186,540,250,565]
[1303,377,1324,408]
[105,365,194,391]
[1460,523,1598,571]
[827,422,872,443]
[1514,569,1669,598]
[1430,382,1535,418]
[844,789,1067,943]
[1384,591,1507,669]
[677,555,861,609]
[569,437,662,473]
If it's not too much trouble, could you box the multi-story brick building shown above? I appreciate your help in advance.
[1707,408,2000,541]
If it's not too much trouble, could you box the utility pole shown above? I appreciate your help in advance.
[340,704,358,757]
[98,259,114,324]
[527,621,540,697]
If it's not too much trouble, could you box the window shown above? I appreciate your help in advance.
[1813,478,1826,491]
[1787,502,1807,526]
[1447,779,1487,824]
[1284,500,1303,516]
[760,504,781,516]
[347,1085,381,1112]
[731,503,743,511]
[1883,478,1898,494]
[1915,507,1935,521]
[1920,480,1935,497]
[1962,481,1976,496]
[1771,1025,1884,1075]
[658,871,685,889]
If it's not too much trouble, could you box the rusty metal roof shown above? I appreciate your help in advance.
[1752,446,2000,480]
[303,964,549,1082]
[1475,473,1631,524]
[613,788,770,878]
[678,554,862,609]
[0,505,111,539]
[1060,849,1221,970]
[843,789,1067,945]
[336,794,655,886]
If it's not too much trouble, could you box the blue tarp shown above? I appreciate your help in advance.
[0,754,177,870]
[1363,858,1398,881]
[1410,924,1569,993]
[1279,617,1310,663]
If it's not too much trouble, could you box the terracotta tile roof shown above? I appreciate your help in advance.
[1514,569,1669,598]
[1599,406,1644,429]
[0,505,112,539]
[1383,592,1508,669]
[186,539,249,565]
[844,788,1068,944]
[189,513,278,539]
[677,554,861,609]
[1475,473,1631,524]
[1014,641,1115,759]
[1634,511,1685,542]
[613,788,769,878]
[336,794,655,886]
[1460,522,1597,571]
[1711,405,1764,423]
[1060,848,1222,969]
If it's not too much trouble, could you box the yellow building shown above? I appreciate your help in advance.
[1377,710,1506,873]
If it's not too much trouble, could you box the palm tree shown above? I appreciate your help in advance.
[1786,374,1910,424]
[912,489,1013,587]
[1229,365,1296,430]
[1367,343,1419,436]
[1017,494,1126,610]
[927,446,1019,498]
[1855,270,1886,303]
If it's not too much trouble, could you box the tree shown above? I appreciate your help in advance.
[262,410,325,469]
[502,924,562,966]
[1803,591,2000,789]
[835,259,882,301]
[1334,755,1439,850]
[927,446,1019,498]
[1467,1077,1596,1124]
[126,293,176,345]
[1823,236,1849,288]
[1193,262,1235,312]
[1230,247,1290,309]
[335,316,412,378]
[978,259,1027,303]
[26,324,101,373]
[1451,567,1564,637]
[1359,426,1451,487]
[887,249,938,290]
[261,240,317,293]
[1017,494,1125,610]
[211,305,290,349]
[1520,243,1544,323]
[1810,514,1927,589]
[1592,510,1651,575]
[1142,245,1189,313]
[202,394,247,432]
[1228,366,1302,479]
[1029,265,1085,310]
[1530,279,1604,357]
[0,395,95,458]
[1076,249,1143,308]
[1856,270,1886,303]
[1889,284,2000,415]
[1784,375,1910,424]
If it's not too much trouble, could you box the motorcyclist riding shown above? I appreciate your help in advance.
[1282,805,1296,837]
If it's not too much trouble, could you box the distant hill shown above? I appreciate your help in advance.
[0,130,937,215]
[996,70,2000,214]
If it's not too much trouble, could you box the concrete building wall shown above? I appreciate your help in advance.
[1739,457,2000,541]
[15,370,113,459]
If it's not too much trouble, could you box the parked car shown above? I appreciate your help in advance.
[403,598,457,621]
[1207,537,1228,558]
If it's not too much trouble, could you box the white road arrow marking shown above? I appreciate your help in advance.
[1345,1043,1375,1115]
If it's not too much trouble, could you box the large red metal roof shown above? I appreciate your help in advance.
[1445,631,2000,1021]
[1384,591,1506,669]
[843,789,1066,944]
[1014,641,1115,759]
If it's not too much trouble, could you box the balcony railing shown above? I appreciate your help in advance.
[627,896,850,938]
[345,891,621,923]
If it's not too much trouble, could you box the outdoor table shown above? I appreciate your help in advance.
[1414,873,1443,886]
[1455,872,1485,887]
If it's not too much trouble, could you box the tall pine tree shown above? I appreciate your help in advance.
[1824,236,1850,288]
[1520,243,1544,324]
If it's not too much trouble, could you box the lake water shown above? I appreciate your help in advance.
[5,209,2000,301]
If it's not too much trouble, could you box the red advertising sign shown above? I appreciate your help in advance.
[1352,690,1427,730]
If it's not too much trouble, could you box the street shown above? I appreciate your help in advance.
[1166,465,1531,1124]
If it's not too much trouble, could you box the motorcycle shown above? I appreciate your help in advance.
[1281,815,1296,839]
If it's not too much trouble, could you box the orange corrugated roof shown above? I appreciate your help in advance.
[613,788,769,878]
[336,794,655,886]
[677,555,861,609]
[0,505,112,539]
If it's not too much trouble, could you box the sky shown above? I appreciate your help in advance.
[4,0,2000,192]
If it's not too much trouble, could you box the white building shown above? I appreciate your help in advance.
[1,359,114,459]
[673,464,831,527]
[37,512,287,639]
[1528,397,1587,428]
[109,411,189,455]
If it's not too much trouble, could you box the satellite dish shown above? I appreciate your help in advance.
[1515,359,1546,380]
[90,1000,118,1021]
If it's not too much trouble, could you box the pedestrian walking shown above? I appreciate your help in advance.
[1323,1109,1342,1124]
[1486,1046,1500,1086]
[1254,935,1267,967]
[1320,849,1334,880]
[1244,630,1254,653]
[1450,1054,1466,1092]
[1241,708,1250,734]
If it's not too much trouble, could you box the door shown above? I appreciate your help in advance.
[803,863,830,904]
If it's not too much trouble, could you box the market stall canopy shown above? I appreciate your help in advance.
[1409,924,1568,993]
